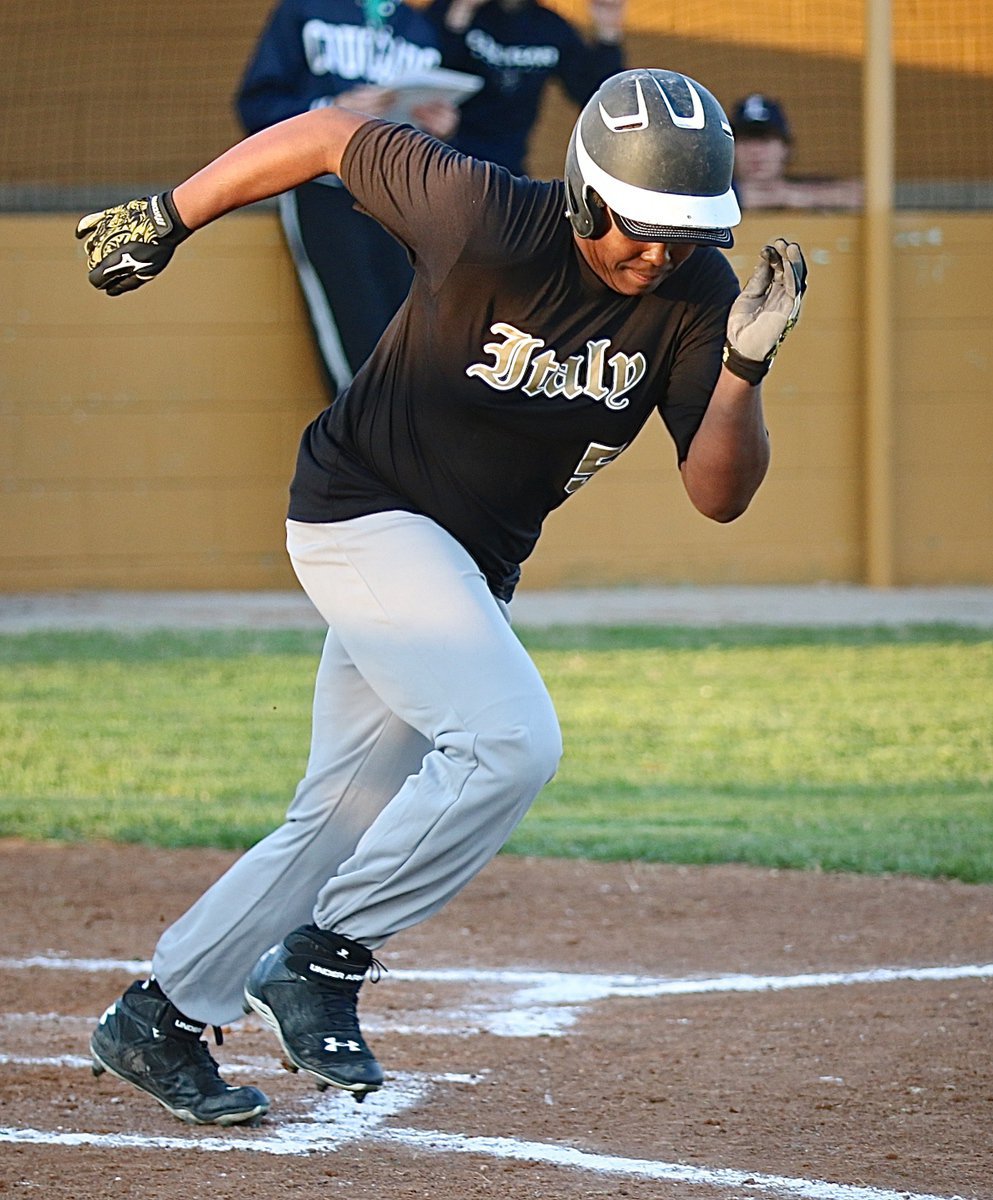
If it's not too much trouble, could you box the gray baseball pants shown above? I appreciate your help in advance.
[153,512,562,1025]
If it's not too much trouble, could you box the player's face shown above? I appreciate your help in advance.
[576,214,697,296]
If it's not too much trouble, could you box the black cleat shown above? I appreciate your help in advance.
[243,925,384,1100]
[90,980,269,1126]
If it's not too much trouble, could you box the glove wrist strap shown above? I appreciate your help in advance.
[722,341,771,385]
[149,189,192,244]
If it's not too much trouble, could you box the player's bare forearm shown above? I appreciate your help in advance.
[679,368,770,522]
[679,237,803,515]
[173,108,372,230]
[77,108,376,295]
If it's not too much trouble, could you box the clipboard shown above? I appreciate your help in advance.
[381,67,484,124]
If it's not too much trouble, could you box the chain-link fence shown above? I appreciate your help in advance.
[2,1,991,208]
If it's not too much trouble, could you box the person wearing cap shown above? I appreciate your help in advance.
[74,68,807,1124]
[731,92,863,210]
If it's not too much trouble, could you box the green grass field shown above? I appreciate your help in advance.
[1,625,991,882]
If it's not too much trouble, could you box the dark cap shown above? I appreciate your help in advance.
[730,94,791,141]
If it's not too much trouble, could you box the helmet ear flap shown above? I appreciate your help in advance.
[565,126,610,240]
[568,184,609,240]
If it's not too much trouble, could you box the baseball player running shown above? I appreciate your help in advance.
[77,67,806,1125]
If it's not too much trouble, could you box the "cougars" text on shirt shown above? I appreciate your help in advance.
[302,20,441,84]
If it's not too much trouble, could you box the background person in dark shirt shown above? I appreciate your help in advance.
[76,68,806,1126]
[425,0,627,173]
[236,0,460,397]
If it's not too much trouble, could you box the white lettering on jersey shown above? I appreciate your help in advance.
[466,323,646,410]
[464,29,559,71]
[302,20,441,84]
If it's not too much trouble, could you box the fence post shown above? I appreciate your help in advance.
[863,0,896,586]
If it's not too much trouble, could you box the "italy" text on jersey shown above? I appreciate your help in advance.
[466,322,646,409]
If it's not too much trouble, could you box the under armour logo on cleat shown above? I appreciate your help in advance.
[324,1036,362,1054]
[173,1018,204,1035]
[336,948,349,958]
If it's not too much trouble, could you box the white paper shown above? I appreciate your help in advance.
[380,68,484,124]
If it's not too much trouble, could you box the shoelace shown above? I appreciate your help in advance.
[165,1032,226,1081]
[310,981,378,1042]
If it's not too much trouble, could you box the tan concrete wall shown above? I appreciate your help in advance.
[890,215,993,583]
[0,214,326,590]
[2,210,992,591]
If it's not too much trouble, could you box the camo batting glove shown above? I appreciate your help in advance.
[75,190,191,296]
[723,238,807,384]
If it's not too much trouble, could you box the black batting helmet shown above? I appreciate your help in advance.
[565,68,740,246]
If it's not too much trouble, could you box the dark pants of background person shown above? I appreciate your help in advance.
[279,179,415,398]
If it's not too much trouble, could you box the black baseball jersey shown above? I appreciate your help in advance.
[288,121,740,600]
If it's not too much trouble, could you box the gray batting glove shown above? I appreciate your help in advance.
[75,191,191,297]
[723,239,807,384]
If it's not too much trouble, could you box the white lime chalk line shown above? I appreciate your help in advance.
[0,1087,977,1200]
[0,955,153,973]
[0,1049,486,1088]
[4,956,991,996]
[0,969,983,1195]
[380,1128,977,1200]
[390,962,993,1002]
[1,957,990,1041]
[0,1052,293,1076]
[0,1074,428,1155]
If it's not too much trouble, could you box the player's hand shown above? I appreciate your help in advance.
[75,191,191,296]
[335,84,398,118]
[588,0,627,42]
[410,99,460,141]
[723,239,807,383]
[444,0,491,33]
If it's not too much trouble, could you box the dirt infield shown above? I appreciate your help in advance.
[1,840,990,1200]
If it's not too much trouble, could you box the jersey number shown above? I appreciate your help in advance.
[565,441,629,494]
